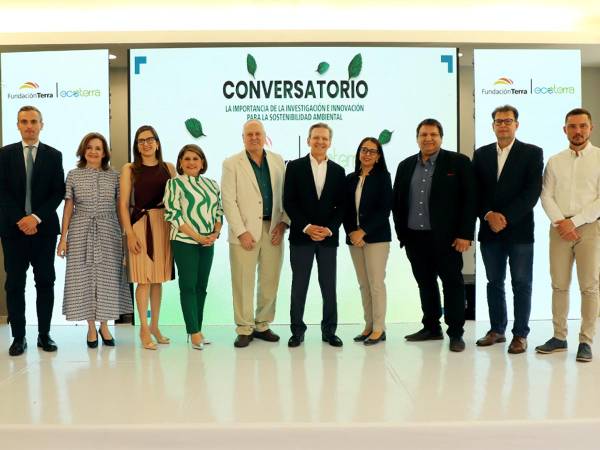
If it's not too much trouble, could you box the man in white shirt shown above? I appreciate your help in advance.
[537,108,600,362]
[283,123,346,348]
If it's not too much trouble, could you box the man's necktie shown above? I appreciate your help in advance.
[25,145,34,215]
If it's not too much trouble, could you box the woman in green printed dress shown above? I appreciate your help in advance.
[164,144,223,350]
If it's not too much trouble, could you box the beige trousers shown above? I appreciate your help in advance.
[349,242,390,332]
[549,222,600,344]
[229,221,284,335]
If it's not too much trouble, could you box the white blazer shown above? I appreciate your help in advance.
[221,149,289,245]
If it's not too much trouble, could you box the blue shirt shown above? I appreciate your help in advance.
[407,151,438,230]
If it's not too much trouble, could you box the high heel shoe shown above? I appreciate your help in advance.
[98,327,115,347]
[364,331,386,346]
[188,334,204,351]
[151,330,170,345]
[353,331,372,342]
[140,330,157,350]
[87,329,98,349]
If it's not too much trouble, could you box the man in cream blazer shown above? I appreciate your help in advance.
[221,120,289,348]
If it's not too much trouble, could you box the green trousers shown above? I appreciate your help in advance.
[171,240,215,334]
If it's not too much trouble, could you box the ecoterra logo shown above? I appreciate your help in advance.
[6,82,102,100]
[481,77,576,95]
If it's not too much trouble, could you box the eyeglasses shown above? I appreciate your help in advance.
[137,137,156,145]
[360,147,379,156]
[494,119,515,126]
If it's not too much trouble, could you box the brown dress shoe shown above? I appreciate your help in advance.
[508,336,527,354]
[476,331,506,347]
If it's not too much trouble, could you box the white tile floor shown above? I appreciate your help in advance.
[2,320,600,428]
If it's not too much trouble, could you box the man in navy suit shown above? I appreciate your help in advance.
[284,122,346,348]
[392,118,476,352]
[0,106,65,356]
[472,105,543,354]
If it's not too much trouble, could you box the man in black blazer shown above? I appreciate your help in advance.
[472,105,543,354]
[0,106,65,356]
[392,118,476,352]
[284,122,346,348]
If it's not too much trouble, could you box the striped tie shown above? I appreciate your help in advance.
[25,145,34,215]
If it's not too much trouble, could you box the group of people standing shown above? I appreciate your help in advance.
[1,104,598,363]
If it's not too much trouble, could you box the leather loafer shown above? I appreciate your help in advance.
[476,331,506,347]
[288,335,304,348]
[9,337,27,356]
[449,337,466,352]
[364,331,386,346]
[253,329,280,342]
[405,328,443,342]
[37,334,58,352]
[322,335,343,347]
[507,336,527,354]
[234,334,253,348]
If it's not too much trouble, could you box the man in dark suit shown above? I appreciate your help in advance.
[284,122,346,348]
[392,118,476,352]
[473,105,543,354]
[0,106,65,356]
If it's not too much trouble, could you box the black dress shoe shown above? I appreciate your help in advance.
[353,333,370,342]
[87,329,98,349]
[253,329,280,342]
[449,337,466,352]
[234,334,253,348]
[364,331,386,346]
[99,327,115,346]
[288,335,304,348]
[404,328,444,342]
[9,337,27,356]
[322,335,343,347]
[37,334,58,352]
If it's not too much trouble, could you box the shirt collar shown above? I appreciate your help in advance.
[418,150,439,165]
[309,153,328,165]
[570,141,593,157]
[496,139,515,154]
[22,141,40,149]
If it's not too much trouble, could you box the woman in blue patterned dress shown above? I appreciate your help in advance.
[164,144,223,350]
[58,133,132,348]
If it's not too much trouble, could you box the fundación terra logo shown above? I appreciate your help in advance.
[482,76,576,96]
[19,81,40,89]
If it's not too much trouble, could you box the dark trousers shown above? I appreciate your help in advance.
[1,234,57,339]
[404,230,466,338]
[480,241,533,338]
[171,240,214,334]
[289,243,338,338]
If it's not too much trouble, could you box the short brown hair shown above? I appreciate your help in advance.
[565,108,592,124]
[76,132,111,170]
[308,122,333,139]
[416,118,444,138]
[176,144,207,175]
[17,105,43,122]
[492,105,519,121]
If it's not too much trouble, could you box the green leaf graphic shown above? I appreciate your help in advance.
[247,54,257,78]
[316,62,330,75]
[348,53,363,79]
[185,118,206,138]
[378,129,393,145]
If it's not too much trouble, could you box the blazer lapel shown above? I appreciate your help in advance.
[303,155,319,201]
[239,150,261,194]
[496,140,519,185]
[13,144,27,196]
[31,143,46,191]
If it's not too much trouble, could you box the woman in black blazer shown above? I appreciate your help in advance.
[343,137,393,345]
